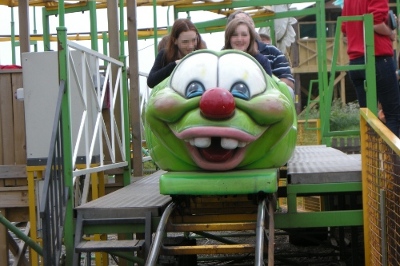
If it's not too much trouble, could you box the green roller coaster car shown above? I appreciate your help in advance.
[144,49,297,173]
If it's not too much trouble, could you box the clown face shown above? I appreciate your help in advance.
[144,50,297,171]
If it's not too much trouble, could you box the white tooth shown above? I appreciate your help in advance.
[194,137,211,148]
[238,141,247,148]
[221,138,238,149]
[189,139,195,145]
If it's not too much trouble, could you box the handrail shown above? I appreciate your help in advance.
[360,108,400,265]
[39,80,67,265]
[0,213,43,256]
[66,40,129,177]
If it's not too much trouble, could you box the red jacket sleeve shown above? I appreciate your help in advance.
[368,0,389,25]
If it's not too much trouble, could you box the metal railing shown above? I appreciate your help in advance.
[37,40,132,265]
[360,108,400,266]
[67,41,129,178]
[39,80,68,266]
[319,14,376,145]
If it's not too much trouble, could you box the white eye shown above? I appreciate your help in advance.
[218,53,267,98]
[186,81,205,98]
[230,82,250,100]
[170,52,218,98]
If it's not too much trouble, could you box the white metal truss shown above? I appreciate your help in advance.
[66,41,128,178]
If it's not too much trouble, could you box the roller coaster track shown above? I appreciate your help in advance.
[146,195,276,266]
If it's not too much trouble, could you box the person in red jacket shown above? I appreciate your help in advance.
[342,0,400,137]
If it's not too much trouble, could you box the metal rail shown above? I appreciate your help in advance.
[39,80,68,266]
[145,202,176,266]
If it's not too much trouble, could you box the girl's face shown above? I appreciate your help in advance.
[230,24,251,52]
[175,30,198,56]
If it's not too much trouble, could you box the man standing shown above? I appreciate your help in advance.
[342,0,400,137]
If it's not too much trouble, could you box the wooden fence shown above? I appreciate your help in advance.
[0,69,28,265]
[0,69,26,165]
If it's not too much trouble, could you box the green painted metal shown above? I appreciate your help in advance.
[32,7,37,36]
[160,169,278,195]
[88,0,98,51]
[153,0,158,55]
[266,19,275,45]
[57,1,75,265]
[275,182,363,228]
[10,7,16,64]
[41,7,50,50]
[29,7,38,52]
[0,212,43,256]
[363,14,378,114]
[121,55,132,187]
[286,182,362,215]
[102,31,108,57]
[287,182,362,195]
[315,0,329,146]
[119,0,125,57]
[275,210,363,228]
[304,79,319,130]
[319,14,376,145]
[119,0,131,187]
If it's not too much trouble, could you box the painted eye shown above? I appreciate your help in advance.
[186,81,205,98]
[230,82,250,100]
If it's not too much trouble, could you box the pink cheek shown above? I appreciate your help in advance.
[153,96,182,115]
[254,100,285,114]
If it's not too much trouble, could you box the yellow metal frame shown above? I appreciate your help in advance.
[26,164,105,266]
[360,108,400,266]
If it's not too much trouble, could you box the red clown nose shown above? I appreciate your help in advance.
[199,88,235,119]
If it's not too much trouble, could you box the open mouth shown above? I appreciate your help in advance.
[186,137,247,171]
[174,127,258,171]
[188,137,246,162]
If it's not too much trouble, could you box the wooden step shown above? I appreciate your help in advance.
[82,217,146,226]
[167,222,257,232]
[76,239,145,252]
[162,243,257,255]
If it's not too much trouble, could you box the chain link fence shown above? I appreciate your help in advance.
[360,108,400,266]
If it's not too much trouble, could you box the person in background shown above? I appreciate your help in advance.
[147,18,207,88]
[227,10,295,92]
[259,32,271,44]
[223,18,272,77]
[342,0,400,137]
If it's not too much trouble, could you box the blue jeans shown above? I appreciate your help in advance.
[349,56,400,137]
